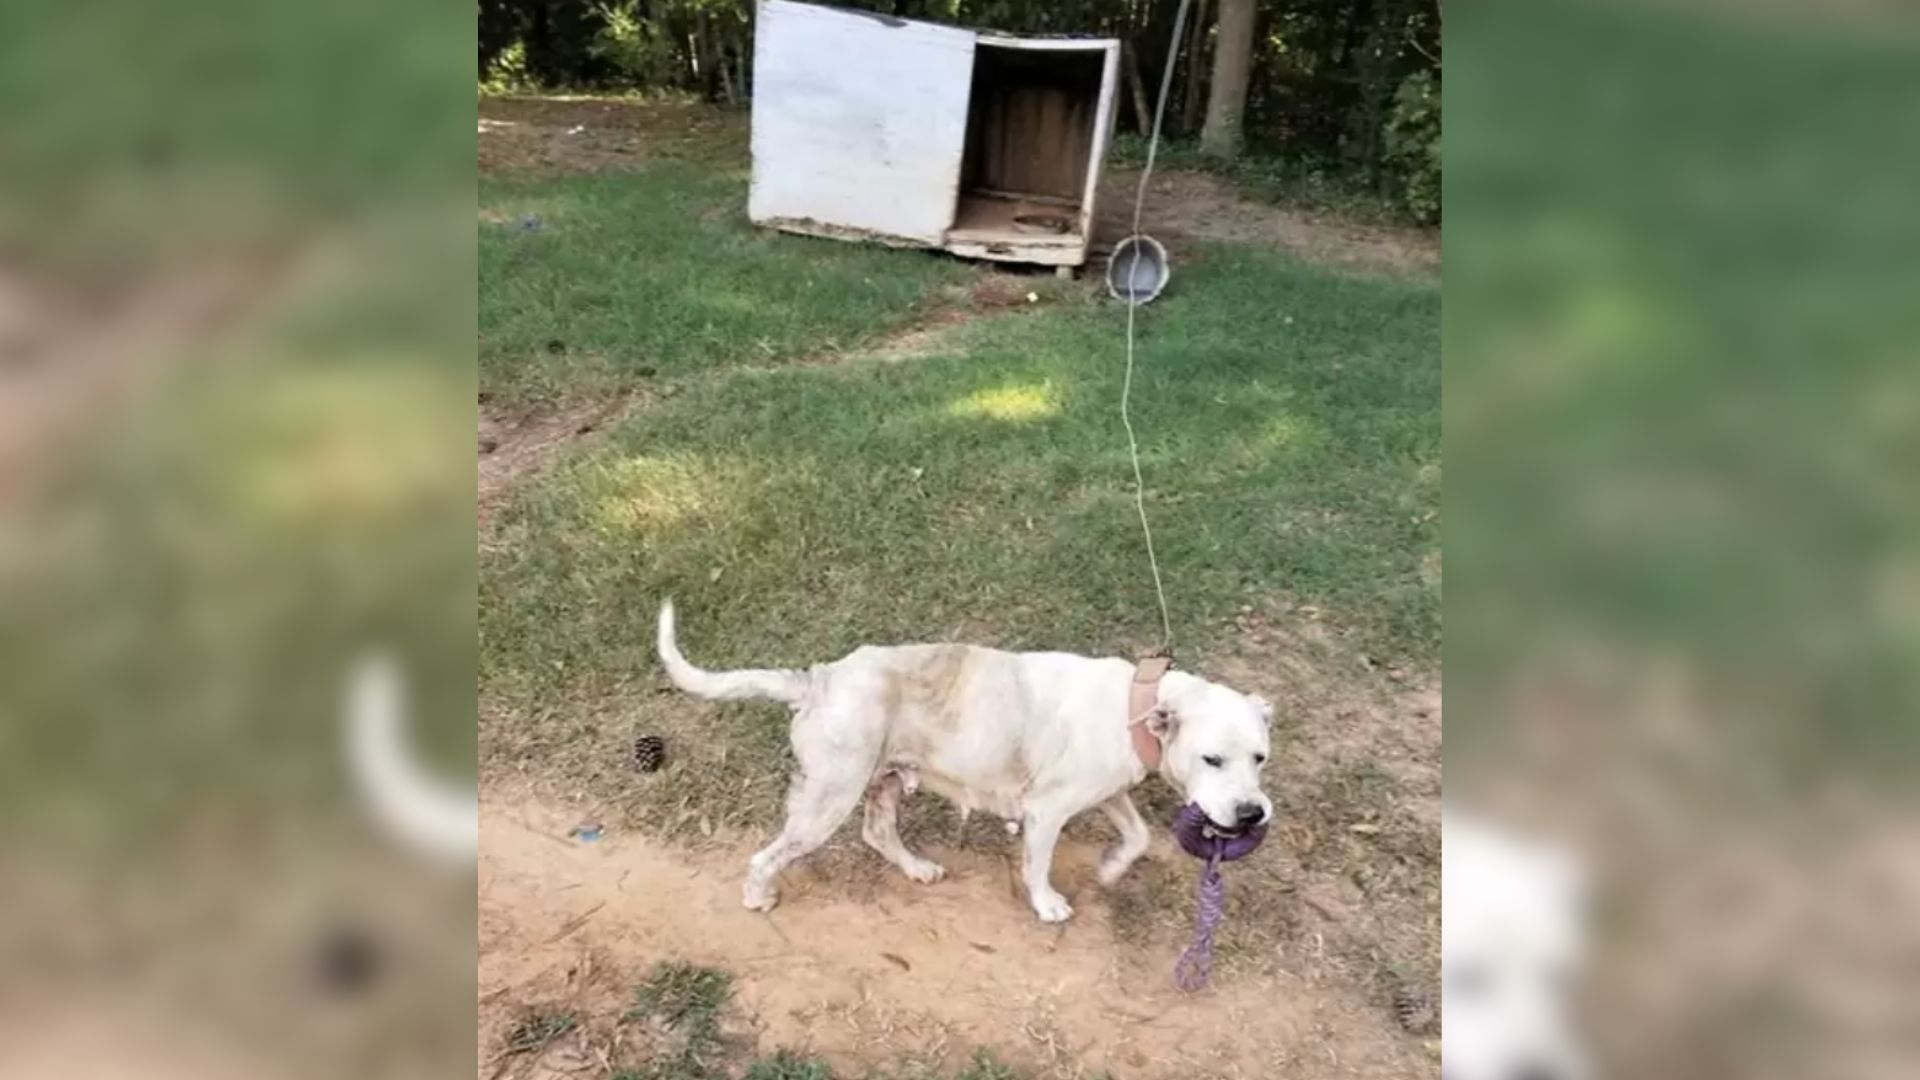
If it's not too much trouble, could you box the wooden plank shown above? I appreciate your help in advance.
[1078,43,1121,249]
[749,0,976,246]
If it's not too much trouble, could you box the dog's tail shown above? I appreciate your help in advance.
[346,651,477,863]
[657,600,809,705]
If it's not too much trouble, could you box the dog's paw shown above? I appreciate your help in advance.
[902,858,946,884]
[1031,890,1074,923]
[742,881,779,912]
[1095,858,1134,887]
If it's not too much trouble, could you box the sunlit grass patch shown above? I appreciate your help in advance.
[947,382,1060,423]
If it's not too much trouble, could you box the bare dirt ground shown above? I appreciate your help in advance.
[478,394,636,524]
[1095,171,1439,281]
[481,781,1435,1080]
[479,97,745,176]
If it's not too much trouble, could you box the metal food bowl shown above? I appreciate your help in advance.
[1107,235,1170,304]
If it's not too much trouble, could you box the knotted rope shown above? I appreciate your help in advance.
[1170,803,1266,991]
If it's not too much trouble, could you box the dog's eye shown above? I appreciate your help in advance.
[1202,755,1224,768]
[1254,753,1267,765]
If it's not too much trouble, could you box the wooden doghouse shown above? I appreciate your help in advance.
[749,0,1120,269]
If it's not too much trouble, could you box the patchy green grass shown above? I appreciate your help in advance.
[741,1053,837,1080]
[480,164,971,407]
[504,1008,579,1055]
[628,961,733,1032]
[617,963,737,1080]
[481,240,1437,711]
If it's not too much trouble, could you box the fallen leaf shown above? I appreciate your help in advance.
[880,952,911,972]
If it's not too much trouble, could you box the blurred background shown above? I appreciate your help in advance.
[0,0,475,1077]
[1447,2,1920,1078]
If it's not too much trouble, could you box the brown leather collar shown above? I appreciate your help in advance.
[1129,655,1173,770]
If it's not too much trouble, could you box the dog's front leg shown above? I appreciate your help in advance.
[1020,802,1073,922]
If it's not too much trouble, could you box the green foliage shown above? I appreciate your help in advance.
[1383,70,1441,224]
[590,2,681,88]
[481,40,536,96]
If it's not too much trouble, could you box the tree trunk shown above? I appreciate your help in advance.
[1180,0,1213,135]
[1347,0,1411,174]
[1199,0,1255,159]
[1125,43,1153,137]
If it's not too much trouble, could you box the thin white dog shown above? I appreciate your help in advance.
[657,600,1274,922]
[1443,811,1590,1080]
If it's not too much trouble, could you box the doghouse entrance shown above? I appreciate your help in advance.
[948,43,1111,263]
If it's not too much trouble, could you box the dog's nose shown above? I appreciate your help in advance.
[1234,803,1266,828]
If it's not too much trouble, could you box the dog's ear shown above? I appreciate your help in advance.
[1248,694,1273,726]
[1144,704,1179,742]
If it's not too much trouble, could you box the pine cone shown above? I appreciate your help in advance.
[632,734,667,773]
[1392,983,1435,1034]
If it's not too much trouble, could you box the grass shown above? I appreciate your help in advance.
[627,961,734,1033]
[478,158,1438,840]
[618,962,736,1080]
[505,1008,579,1055]
[480,163,971,407]
[482,251,1436,676]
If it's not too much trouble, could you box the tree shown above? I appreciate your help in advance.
[1179,0,1213,135]
[1199,0,1256,159]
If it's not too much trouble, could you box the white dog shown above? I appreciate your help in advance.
[657,601,1274,922]
[1443,811,1590,1080]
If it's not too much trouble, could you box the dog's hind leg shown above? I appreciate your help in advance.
[1095,793,1151,886]
[861,771,946,884]
[744,712,873,911]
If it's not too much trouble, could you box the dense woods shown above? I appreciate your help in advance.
[478,0,1441,221]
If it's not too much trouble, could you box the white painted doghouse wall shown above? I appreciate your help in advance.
[748,0,1119,267]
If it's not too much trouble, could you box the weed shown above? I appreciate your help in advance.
[744,1051,836,1080]
[504,1008,578,1055]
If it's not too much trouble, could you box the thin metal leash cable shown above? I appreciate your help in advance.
[1122,0,1193,653]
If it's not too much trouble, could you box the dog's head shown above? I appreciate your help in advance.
[1442,812,1589,1080]
[1146,675,1273,830]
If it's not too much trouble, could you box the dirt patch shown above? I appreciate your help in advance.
[1098,170,1439,280]
[479,602,1440,1077]
[479,97,746,177]
[480,796,1433,1080]
[479,397,635,523]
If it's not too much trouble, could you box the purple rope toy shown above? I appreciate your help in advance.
[1169,803,1267,991]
